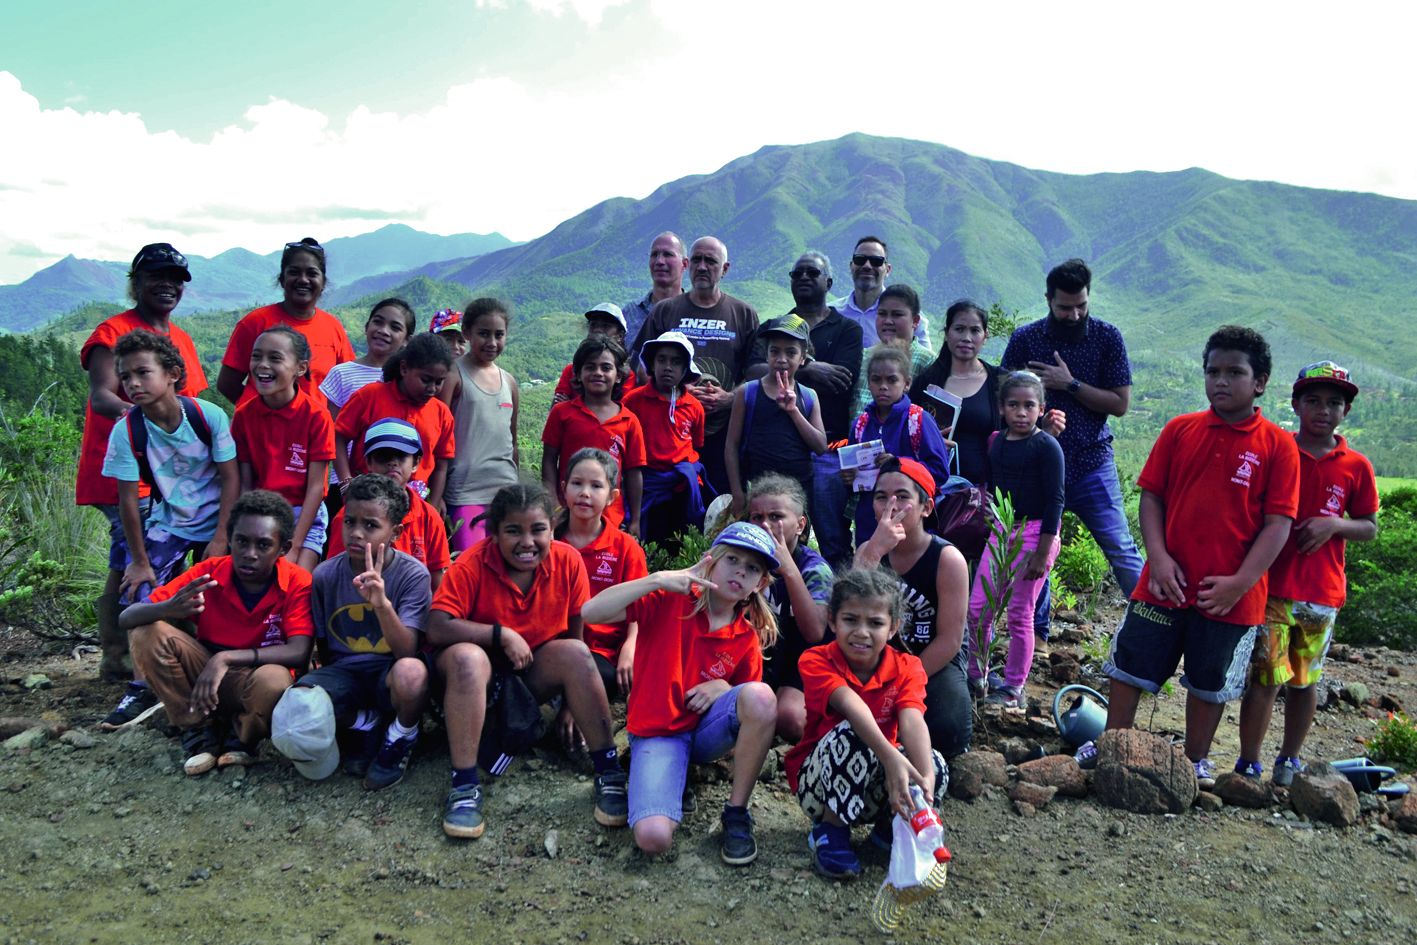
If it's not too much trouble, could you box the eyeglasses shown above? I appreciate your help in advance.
[789,267,822,280]
[1298,361,1351,383]
[852,254,886,268]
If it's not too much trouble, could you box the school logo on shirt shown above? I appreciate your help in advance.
[1231,450,1261,488]
[608,434,625,463]
[1323,484,1346,516]
[260,613,285,644]
[592,556,616,586]
[875,683,900,725]
[408,536,428,562]
[701,648,739,681]
[285,442,308,474]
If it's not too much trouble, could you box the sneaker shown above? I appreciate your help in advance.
[984,685,1023,709]
[808,821,861,879]
[986,670,1007,692]
[99,682,162,731]
[681,783,698,815]
[1193,757,1217,790]
[1272,755,1305,788]
[593,770,629,827]
[442,784,486,839]
[719,805,758,866]
[363,732,418,791]
[1073,740,1099,770]
[217,738,258,769]
[1233,758,1263,780]
[342,724,385,779]
[180,726,220,776]
[868,816,894,852]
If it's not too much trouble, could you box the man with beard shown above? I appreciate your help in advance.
[832,236,927,346]
[624,232,688,358]
[632,236,759,494]
[1002,258,1143,638]
[746,251,862,565]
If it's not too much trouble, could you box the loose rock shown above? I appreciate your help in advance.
[947,751,1007,801]
[995,737,1038,765]
[60,730,96,749]
[3,726,50,751]
[544,829,559,859]
[1092,729,1198,815]
[1195,792,1224,812]
[1340,682,1370,707]
[21,673,52,690]
[1016,755,1088,798]
[1214,772,1273,809]
[1048,652,1082,684]
[1007,780,1057,810]
[1290,762,1360,827]
[1393,791,1417,835]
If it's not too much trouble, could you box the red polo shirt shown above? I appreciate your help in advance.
[432,538,589,652]
[328,485,451,573]
[334,380,456,487]
[622,384,704,469]
[76,310,208,507]
[574,522,649,661]
[1269,435,1379,608]
[148,556,314,649]
[232,387,336,504]
[222,304,355,405]
[542,398,647,529]
[1132,407,1300,626]
[625,589,763,738]
[785,643,928,792]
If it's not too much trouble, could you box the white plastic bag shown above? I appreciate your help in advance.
[871,787,951,932]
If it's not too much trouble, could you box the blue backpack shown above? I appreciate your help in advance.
[124,396,212,503]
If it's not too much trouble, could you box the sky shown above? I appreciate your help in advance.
[1,0,1413,284]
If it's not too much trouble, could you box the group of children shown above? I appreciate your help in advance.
[79,241,1379,880]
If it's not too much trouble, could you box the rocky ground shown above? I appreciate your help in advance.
[2,603,1415,945]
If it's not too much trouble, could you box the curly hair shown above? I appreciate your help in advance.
[344,473,410,526]
[1204,324,1273,382]
[864,341,914,384]
[483,482,556,534]
[113,329,187,390]
[229,489,296,543]
[829,567,904,628]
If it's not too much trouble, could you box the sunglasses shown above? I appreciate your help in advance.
[285,239,326,257]
[138,247,189,269]
[789,267,822,280]
[852,254,886,268]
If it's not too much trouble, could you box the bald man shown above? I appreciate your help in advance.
[623,232,688,355]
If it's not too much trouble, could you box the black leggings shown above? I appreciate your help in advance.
[924,649,973,758]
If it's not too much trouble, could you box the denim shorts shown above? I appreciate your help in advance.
[628,684,745,826]
[291,502,330,554]
[1104,600,1258,703]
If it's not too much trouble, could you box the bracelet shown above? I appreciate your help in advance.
[251,647,260,667]
[491,623,503,651]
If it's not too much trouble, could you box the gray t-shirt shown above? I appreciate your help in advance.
[311,550,431,665]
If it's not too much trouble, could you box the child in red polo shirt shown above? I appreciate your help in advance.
[326,419,450,589]
[335,333,456,510]
[1237,361,1379,785]
[787,568,947,879]
[1095,326,1300,788]
[580,522,781,866]
[120,491,315,776]
[541,336,646,536]
[233,325,336,570]
[427,484,627,840]
[556,448,648,702]
[552,303,641,403]
[623,331,708,546]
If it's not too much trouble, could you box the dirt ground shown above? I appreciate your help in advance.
[2,602,1415,945]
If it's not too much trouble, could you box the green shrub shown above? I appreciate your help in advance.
[1338,486,1417,650]
[1367,712,1417,771]
[642,528,713,574]
[1054,517,1109,594]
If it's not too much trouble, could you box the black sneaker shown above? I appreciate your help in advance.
[868,815,894,852]
[342,724,385,778]
[99,682,162,731]
[363,731,418,791]
[180,725,220,777]
[681,783,698,815]
[594,769,629,827]
[720,804,758,866]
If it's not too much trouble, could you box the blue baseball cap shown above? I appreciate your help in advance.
[363,417,422,455]
[712,521,779,571]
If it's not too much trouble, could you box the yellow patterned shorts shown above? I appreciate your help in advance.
[1250,598,1338,688]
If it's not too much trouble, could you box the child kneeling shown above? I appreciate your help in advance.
[786,568,948,879]
[580,522,781,865]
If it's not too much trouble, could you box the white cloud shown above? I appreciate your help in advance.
[1,1,1415,284]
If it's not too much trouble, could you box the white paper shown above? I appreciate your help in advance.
[839,439,885,492]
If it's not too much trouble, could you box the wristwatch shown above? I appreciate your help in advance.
[1067,379,1081,394]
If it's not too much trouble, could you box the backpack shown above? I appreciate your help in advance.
[125,396,213,503]
[740,379,816,458]
[852,403,925,456]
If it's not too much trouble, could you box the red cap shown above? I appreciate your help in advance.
[894,457,937,499]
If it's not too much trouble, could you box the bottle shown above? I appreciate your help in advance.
[907,785,951,864]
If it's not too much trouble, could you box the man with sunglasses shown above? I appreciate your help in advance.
[744,251,863,565]
[833,236,928,346]
[631,236,759,493]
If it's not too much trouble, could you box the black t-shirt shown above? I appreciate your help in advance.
[911,359,1003,486]
[634,293,760,435]
[748,307,863,441]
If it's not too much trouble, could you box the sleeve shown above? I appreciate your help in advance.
[279,573,316,639]
[690,399,705,451]
[1095,325,1133,389]
[915,406,952,487]
[202,402,237,463]
[1349,455,1381,518]
[102,417,140,482]
[430,401,457,460]
[1038,433,1066,535]
[896,654,929,714]
[839,320,865,388]
[392,557,433,632]
[541,402,567,448]
[326,511,347,555]
[308,565,332,641]
[147,558,218,604]
[732,637,764,684]
[308,404,337,461]
[231,406,253,463]
[318,365,345,405]
[624,538,649,583]
[1263,433,1302,519]
[554,365,574,400]
[334,385,371,440]
[336,325,357,364]
[80,320,120,370]
[425,509,451,572]
[623,413,647,470]
[221,314,258,372]
[798,647,848,717]
[999,328,1027,371]
[802,559,834,607]
[431,557,478,617]
[625,588,668,628]
[1136,417,1178,497]
[735,304,761,383]
[565,550,590,619]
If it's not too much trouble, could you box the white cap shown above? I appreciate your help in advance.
[271,685,339,780]
[584,302,627,333]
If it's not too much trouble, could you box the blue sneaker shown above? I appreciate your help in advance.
[442,783,486,839]
[1073,740,1099,770]
[364,731,417,791]
[868,816,893,852]
[1272,755,1305,787]
[808,821,861,879]
[1233,758,1263,780]
[719,805,758,866]
[1193,757,1217,789]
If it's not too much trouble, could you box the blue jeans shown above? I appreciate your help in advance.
[627,684,745,826]
[1035,453,1143,632]
[810,452,853,569]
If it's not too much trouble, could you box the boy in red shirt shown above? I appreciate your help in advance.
[327,419,450,588]
[623,331,708,546]
[120,491,315,776]
[787,568,947,879]
[1236,361,1379,784]
[1092,326,1300,788]
[552,303,641,402]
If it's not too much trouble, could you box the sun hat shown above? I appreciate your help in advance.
[271,686,339,781]
[429,309,463,335]
[639,330,702,382]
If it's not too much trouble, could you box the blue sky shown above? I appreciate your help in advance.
[1,0,1413,283]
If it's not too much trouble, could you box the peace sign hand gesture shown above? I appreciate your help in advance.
[775,370,797,413]
[657,554,719,596]
[353,543,389,610]
[865,497,908,557]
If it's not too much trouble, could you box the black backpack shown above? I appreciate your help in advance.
[124,396,213,502]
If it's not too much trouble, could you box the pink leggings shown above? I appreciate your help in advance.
[966,518,1060,689]
[447,503,490,553]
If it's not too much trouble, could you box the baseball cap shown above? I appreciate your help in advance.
[271,685,339,780]
[131,243,192,282]
[712,521,780,571]
[890,457,938,500]
[363,418,422,455]
[759,314,811,345]
[639,330,702,382]
[1292,360,1358,401]
[429,309,463,335]
[584,302,627,333]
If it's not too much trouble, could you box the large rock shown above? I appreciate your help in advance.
[1213,771,1273,808]
[1016,754,1088,798]
[1290,762,1360,827]
[1394,792,1417,835]
[1092,729,1197,814]
[1007,780,1057,810]
[947,751,1008,801]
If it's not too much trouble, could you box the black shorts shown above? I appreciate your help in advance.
[1104,601,1258,704]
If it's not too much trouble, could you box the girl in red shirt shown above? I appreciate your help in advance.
[232,325,336,571]
[580,522,781,866]
[556,448,649,701]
